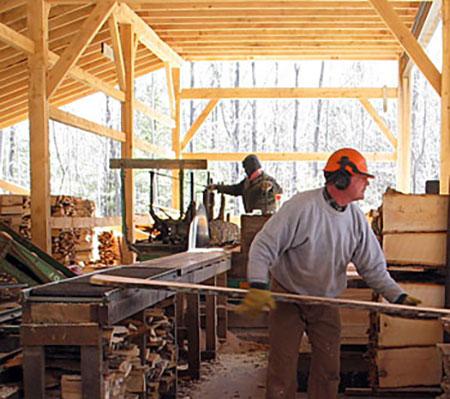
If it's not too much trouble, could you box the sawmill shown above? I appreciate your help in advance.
[0,0,450,398]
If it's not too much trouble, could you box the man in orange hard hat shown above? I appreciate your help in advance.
[236,148,420,399]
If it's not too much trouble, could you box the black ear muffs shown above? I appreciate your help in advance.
[327,156,358,190]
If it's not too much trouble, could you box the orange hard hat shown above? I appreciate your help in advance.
[324,148,374,178]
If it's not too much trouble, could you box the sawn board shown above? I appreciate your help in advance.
[90,274,450,320]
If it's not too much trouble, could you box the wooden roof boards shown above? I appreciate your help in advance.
[0,0,433,128]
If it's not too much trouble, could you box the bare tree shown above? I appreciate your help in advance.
[312,61,325,177]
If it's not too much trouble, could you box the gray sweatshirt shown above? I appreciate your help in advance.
[248,188,404,303]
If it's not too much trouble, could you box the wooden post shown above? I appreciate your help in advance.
[396,68,412,193]
[171,67,181,211]
[204,276,217,360]
[28,0,51,253]
[120,24,136,264]
[216,272,228,341]
[442,0,450,194]
[186,292,200,380]
[23,346,45,399]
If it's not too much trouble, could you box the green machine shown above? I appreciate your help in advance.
[0,222,75,286]
[110,158,209,261]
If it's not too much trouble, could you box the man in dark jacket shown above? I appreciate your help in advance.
[209,155,282,214]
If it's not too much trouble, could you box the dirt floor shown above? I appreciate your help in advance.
[177,332,439,399]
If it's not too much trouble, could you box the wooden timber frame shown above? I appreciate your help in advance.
[0,0,448,254]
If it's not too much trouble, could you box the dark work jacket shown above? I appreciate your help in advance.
[216,172,282,213]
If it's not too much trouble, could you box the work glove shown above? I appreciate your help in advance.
[395,293,422,306]
[235,284,276,317]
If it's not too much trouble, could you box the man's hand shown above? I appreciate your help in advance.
[207,184,217,191]
[396,293,422,306]
[235,288,276,316]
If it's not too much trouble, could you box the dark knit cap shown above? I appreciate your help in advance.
[242,154,262,176]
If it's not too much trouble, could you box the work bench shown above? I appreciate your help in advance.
[21,250,230,399]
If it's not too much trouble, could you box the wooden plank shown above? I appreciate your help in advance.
[49,215,149,229]
[181,151,396,162]
[47,0,117,97]
[181,87,398,99]
[339,288,372,344]
[216,272,227,341]
[378,283,444,347]
[28,0,51,253]
[382,191,449,233]
[368,0,440,94]
[21,323,102,345]
[89,274,450,320]
[110,158,207,169]
[383,232,447,266]
[442,0,450,194]
[181,99,219,150]
[359,98,397,148]
[25,303,94,323]
[376,346,442,388]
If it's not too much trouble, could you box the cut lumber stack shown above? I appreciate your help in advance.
[368,189,448,392]
[382,189,448,268]
[0,194,96,266]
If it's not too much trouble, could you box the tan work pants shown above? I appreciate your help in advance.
[266,279,341,399]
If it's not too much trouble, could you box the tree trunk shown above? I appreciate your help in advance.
[251,61,257,152]
[292,63,301,186]
[313,61,325,177]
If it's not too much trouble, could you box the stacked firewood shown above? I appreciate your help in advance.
[144,308,176,398]
[98,231,121,266]
[0,194,96,266]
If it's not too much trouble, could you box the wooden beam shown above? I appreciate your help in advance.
[49,215,150,229]
[28,0,51,253]
[181,151,396,162]
[181,87,398,99]
[396,71,412,193]
[115,3,184,66]
[171,67,181,210]
[165,62,176,118]
[49,105,126,141]
[108,12,126,91]
[0,22,35,54]
[110,158,207,169]
[368,0,441,94]
[47,0,117,97]
[0,180,29,195]
[121,23,136,264]
[134,100,175,128]
[181,99,218,150]
[359,98,397,148]
[442,0,450,194]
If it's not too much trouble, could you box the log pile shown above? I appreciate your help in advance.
[0,194,96,266]
[98,231,121,266]
[367,189,447,392]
